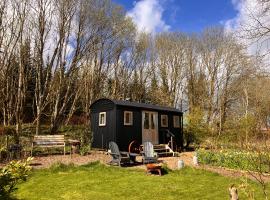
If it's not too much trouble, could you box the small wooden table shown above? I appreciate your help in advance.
[68,139,81,155]
[146,163,162,176]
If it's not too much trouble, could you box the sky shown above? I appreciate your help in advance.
[112,0,270,64]
[113,0,239,33]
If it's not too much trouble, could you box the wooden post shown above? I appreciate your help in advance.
[64,143,66,156]
[229,185,238,200]
[170,136,173,151]
[6,135,9,149]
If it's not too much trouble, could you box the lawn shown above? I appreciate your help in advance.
[14,162,267,200]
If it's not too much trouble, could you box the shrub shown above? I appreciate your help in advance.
[0,147,8,162]
[79,145,90,156]
[184,107,210,147]
[0,157,32,198]
[0,126,16,136]
[221,114,258,145]
[161,163,172,174]
[59,125,92,147]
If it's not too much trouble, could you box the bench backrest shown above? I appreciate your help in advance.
[143,142,154,158]
[33,135,65,145]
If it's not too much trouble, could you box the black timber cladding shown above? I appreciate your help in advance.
[90,98,183,151]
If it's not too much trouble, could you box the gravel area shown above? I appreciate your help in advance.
[2,151,270,182]
[30,151,111,169]
[29,151,193,170]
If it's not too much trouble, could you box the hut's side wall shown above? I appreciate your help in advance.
[168,113,183,150]
[116,106,142,151]
[158,112,183,150]
[90,100,116,149]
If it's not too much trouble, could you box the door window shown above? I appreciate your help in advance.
[150,113,155,129]
[144,113,149,129]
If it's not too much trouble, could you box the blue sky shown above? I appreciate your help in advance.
[113,0,238,33]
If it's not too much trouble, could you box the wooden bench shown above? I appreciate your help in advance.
[31,135,66,156]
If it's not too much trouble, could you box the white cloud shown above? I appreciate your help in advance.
[225,0,270,66]
[127,0,170,34]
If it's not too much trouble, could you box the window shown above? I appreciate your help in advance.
[124,111,133,125]
[99,112,106,126]
[173,115,180,128]
[161,115,168,127]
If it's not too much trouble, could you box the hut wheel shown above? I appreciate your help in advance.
[128,140,141,154]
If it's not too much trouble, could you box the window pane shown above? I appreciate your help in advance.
[161,115,168,127]
[124,111,133,125]
[99,112,106,126]
[151,114,155,129]
[144,113,149,129]
[174,116,180,128]
[125,113,130,124]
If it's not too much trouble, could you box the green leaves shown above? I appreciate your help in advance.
[0,157,32,197]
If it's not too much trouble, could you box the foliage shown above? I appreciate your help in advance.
[0,157,32,198]
[161,163,172,174]
[14,162,267,200]
[184,107,210,146]
[221,114,258,144]
[0,147,8,162]
[79,145,90,156]
[0,127,16,136]
[59,125,92,148]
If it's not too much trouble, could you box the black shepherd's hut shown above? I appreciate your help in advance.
[90,98,183,151]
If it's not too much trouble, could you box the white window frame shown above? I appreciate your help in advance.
[161,115,168,127]
[99,112,106,126]
[124,111,133,126]
[173,115,180,128]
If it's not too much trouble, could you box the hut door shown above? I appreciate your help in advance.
[142,111,159,144]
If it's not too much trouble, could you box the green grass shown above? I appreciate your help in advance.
[14,162,268,200]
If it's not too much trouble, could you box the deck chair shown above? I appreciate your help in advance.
[108,141,131,166]
[142,142,158,164]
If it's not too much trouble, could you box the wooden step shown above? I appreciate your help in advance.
[156,152,174,157]
[154,149,170,152]
[141,144,175,157]
[154,147,167,151]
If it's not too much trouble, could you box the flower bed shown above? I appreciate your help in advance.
[197,149,270,173]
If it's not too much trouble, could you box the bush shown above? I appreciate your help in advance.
[0,157,32,198]
[60,125,92,150]
[79,145,90,156]
[221,114,258,145]
[0,147,8,162]
[0,126,16,136]
[184,107,210,147]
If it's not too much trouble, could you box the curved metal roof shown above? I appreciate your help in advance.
[91,98,182,113]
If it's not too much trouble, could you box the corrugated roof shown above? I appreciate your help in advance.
[111,99,182,113]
